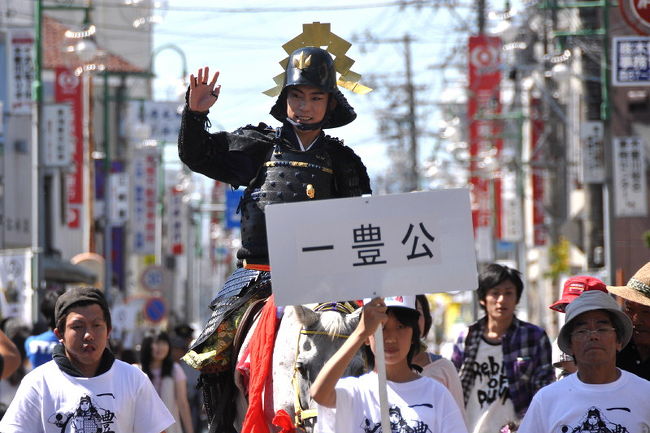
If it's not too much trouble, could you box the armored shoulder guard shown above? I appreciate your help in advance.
[234,122,274,135]
[323,135,372,197]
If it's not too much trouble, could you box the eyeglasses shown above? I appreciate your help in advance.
[571,327,616,341]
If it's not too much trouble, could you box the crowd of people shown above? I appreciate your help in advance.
[308,261,650,433]
[0,262,645,432]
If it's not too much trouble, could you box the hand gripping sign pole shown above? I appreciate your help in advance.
[267,189,478,429]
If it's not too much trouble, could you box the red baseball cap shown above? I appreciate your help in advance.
[549,276,608,313]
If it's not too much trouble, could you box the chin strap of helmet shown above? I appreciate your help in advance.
[285,117,325,131]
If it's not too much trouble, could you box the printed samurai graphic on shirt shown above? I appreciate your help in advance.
[561,406,629,433]
[361,404,432,433]
[47,394,117,433]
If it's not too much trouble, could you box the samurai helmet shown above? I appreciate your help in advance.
[265,22,372,130]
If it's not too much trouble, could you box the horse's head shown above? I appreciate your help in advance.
[290,303,365,431]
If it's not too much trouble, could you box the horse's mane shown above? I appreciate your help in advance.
[317,310,356,340]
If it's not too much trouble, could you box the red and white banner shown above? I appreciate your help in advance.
[55,67,84,229]
[131,145,159,255]
[7,28,34,114]
[468,35,503,244]
[530,97,546,246]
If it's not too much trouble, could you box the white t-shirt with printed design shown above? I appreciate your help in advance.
[333,371,468,433]
[464,338,517,433]
[518,369,650,433]
[0,359,174,433]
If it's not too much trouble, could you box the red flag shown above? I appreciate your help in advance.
[241,295,279,433]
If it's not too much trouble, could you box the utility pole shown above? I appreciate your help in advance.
[357,34,420,192]
[478,0,486,34]
[32,0,46,303]
[403,34,419,191]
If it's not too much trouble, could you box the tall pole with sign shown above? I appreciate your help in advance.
[31,0,45,311]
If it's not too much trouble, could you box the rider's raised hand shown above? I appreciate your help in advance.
[188,66,221,113]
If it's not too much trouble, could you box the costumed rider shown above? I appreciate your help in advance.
[177,22,373,433]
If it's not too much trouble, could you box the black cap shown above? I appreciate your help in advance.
[55,287,111,330]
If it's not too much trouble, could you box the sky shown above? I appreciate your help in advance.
[150,0,484,180]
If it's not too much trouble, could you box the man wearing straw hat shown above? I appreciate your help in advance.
[518,290,650,432]
[608,261,650,381]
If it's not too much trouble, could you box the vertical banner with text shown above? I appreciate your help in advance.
[530,97,546,246]
[613,137,648,217]
[55,67,84,228]
[468,35,502,260]
[581,121,605,183]
[8,28,34,114]
[167,186,185,256]
[131,146,159,255]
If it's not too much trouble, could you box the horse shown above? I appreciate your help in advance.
[232,301,365,432]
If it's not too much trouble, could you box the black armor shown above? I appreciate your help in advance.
[238,140,336,263]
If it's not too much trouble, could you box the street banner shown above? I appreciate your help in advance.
[619,0,650,35]
[500,170,523,242]
[530,97,547,246]
[613,137,648,217]
[581,121,605,183]
[43,103,73,167]
[468,35,503,258]
[266,189,478,307]
[130,145,159,255]
[55,67,84,228]
[109,172,129,225]
[167,186,185,255]
[612,36,650,86]
[3,114,32,247]
[7,28,33,114]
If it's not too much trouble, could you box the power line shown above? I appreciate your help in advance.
[34,0,473,13]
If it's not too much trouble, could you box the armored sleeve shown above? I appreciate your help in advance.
[324,138,372,197]
[178,107,275,188]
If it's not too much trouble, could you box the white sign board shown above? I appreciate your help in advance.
[43,103,73,167]
[500,171,523,242]
[109,172,129,225]
[612,37,650,86]
[267,189,478,307]
[580,121,605,183]
[126,101,183,143]
[613,137,648,217]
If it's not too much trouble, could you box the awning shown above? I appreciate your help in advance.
[43,256,97,285]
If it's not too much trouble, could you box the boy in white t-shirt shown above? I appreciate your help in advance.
[518,290,650,432]
[0,287,174,433]
[311,296,467,433]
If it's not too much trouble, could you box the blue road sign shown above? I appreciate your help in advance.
[144,297,166,323]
